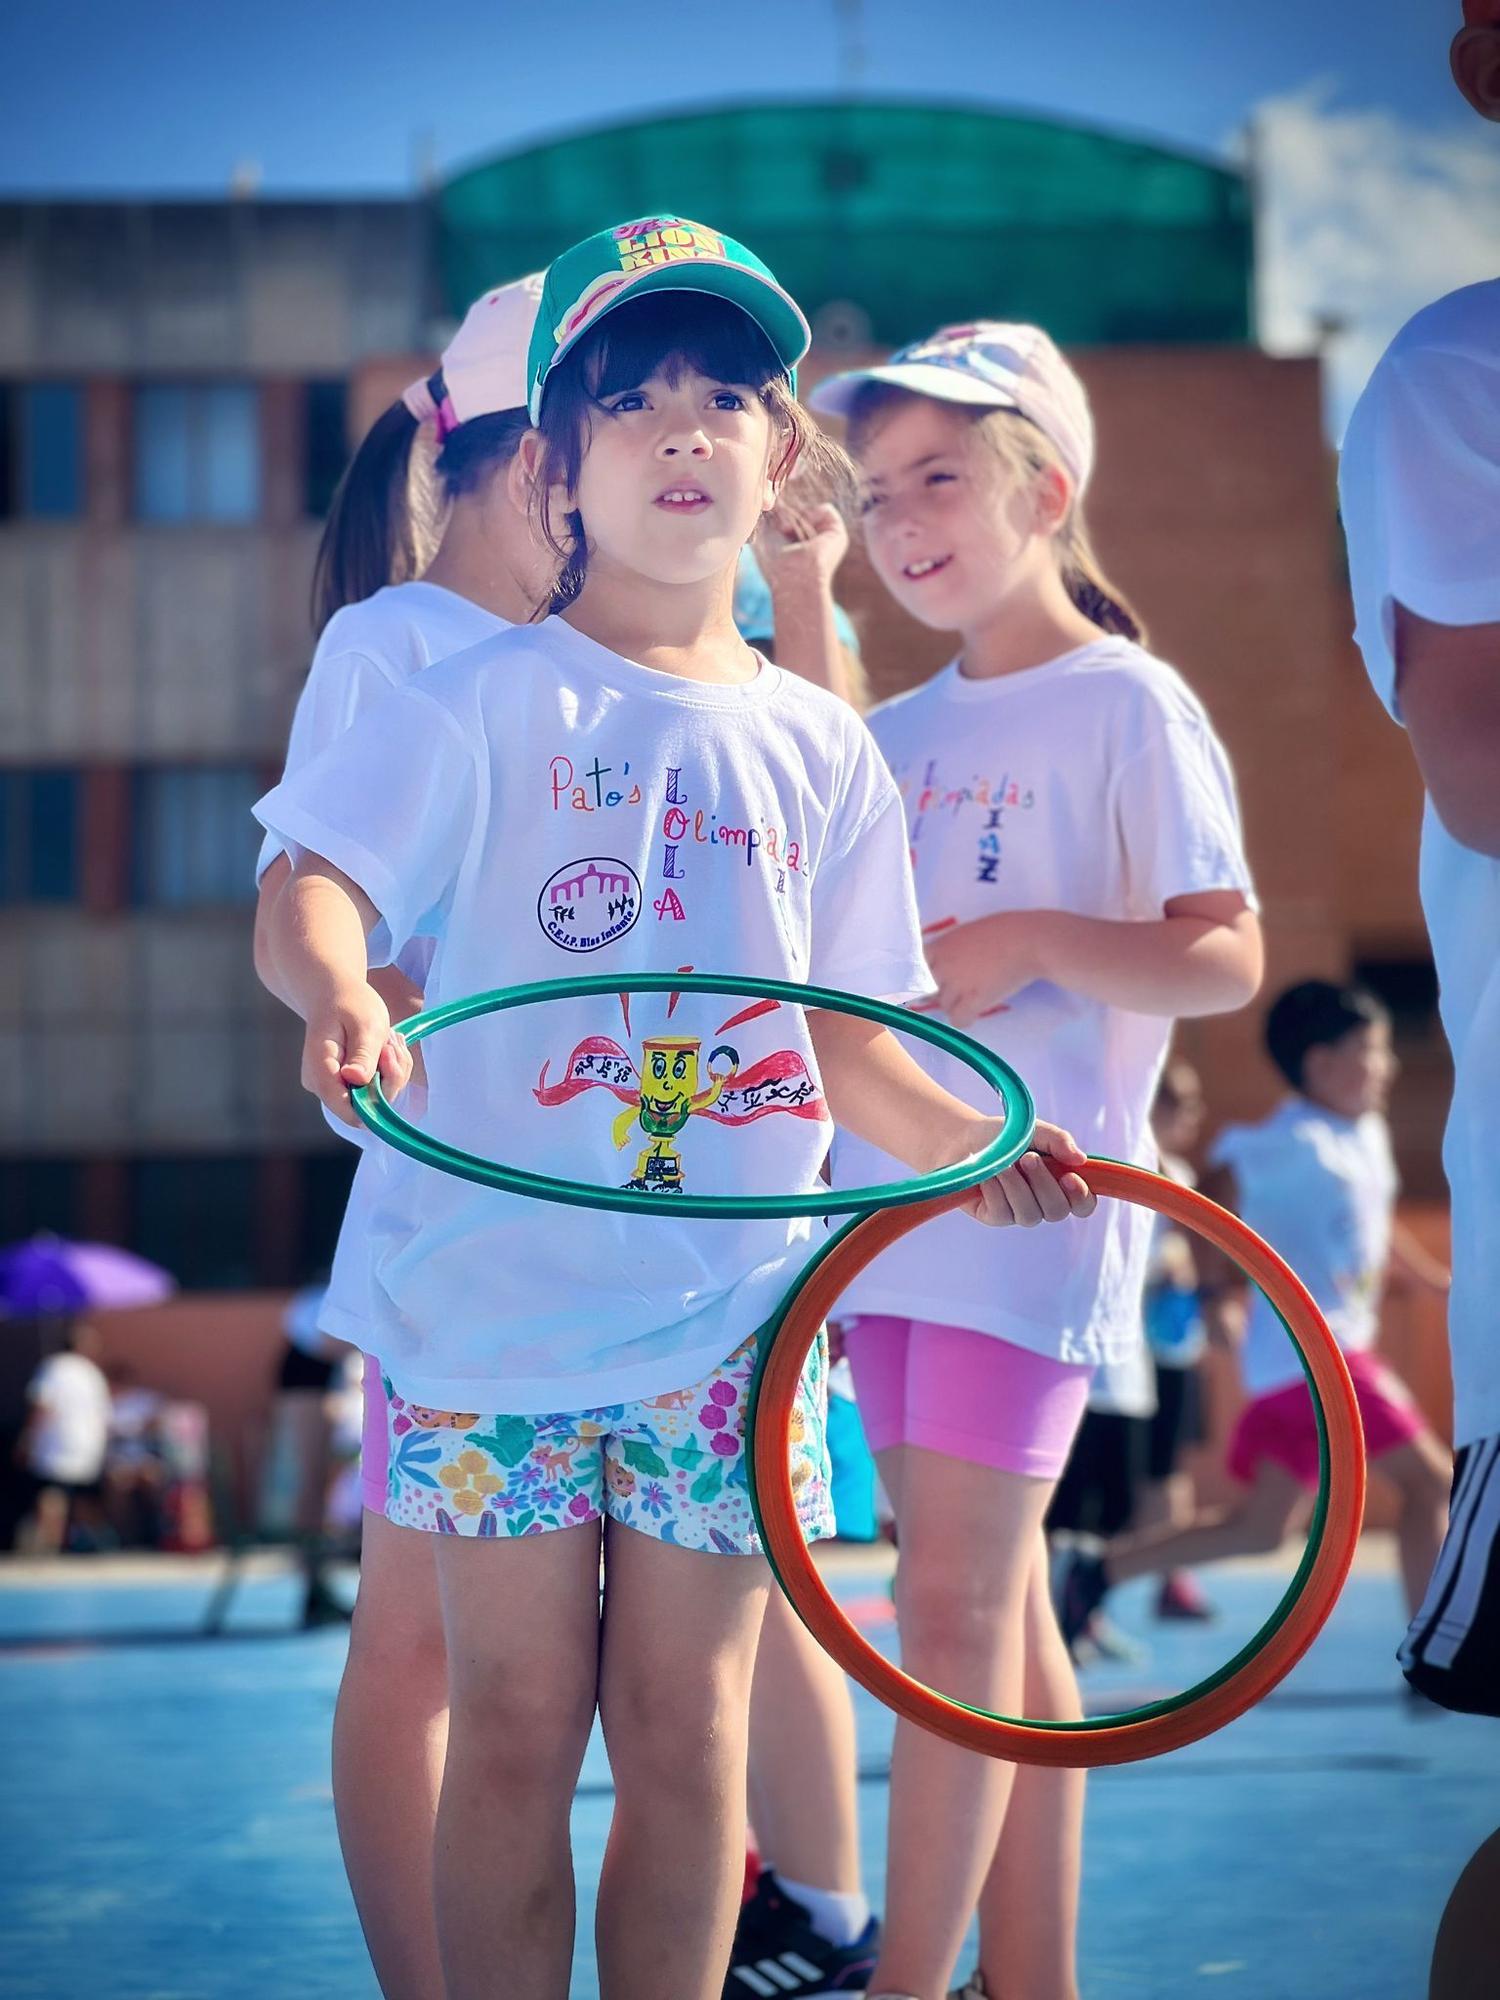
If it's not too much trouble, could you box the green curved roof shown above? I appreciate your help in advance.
[437,99,1252,347]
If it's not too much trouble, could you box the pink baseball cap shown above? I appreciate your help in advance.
[810,321,1096,495]
[402,270,545,438]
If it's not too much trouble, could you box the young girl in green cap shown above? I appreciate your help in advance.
[255,219,1095,2000]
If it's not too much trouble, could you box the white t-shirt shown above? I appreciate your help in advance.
[26,1352,112,1483]
[1340,279,1500,1448]
[1087,1337,1157,1420]
[1210,1100,1397,1397]
[834,638,1254,1369]
[255,616,931,1413]
[258,582,510,1339]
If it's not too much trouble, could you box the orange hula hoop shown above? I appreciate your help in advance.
[749,1160,1367,1768]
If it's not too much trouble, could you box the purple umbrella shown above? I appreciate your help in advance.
[0,1237,177,1317]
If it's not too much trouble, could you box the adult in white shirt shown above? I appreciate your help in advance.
[18,1323,112,1554]
[1337,0,1500,1716]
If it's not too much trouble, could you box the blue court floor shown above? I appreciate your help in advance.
[1,1543,1495,1998]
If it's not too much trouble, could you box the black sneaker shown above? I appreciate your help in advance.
[725,1870,880,1997]
[1056,1547,1111,1649]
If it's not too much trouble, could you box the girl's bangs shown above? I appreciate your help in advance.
[579,292,783,400]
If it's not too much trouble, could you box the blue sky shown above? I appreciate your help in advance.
[6,0,1495,428]
[2,0,1473,193]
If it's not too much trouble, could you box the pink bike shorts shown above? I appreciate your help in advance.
[1228,1349,1425,1490]
[360,1353,388,1516]
[841,1314,1094,1480]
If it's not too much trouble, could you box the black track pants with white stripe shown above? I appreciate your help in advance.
[1400,1435,1500,1716]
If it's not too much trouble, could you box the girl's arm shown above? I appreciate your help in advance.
[753,500,858,706]
[263,853,414,1128]
[808,1010,1095,1228]
[1192,1162,1249,1352]
[1388,1219,1452,1294]
[257,849,428,1046]
[926,890,1262,1028]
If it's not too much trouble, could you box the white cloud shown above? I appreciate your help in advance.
[1244,84,1500,436]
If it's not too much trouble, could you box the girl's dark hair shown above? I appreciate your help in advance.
[1264,980,1389,1090]
[526,291,848,610]
[310,396,531,635]
[848,383,1147,646]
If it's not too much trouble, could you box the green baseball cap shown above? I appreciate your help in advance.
[527,216,812,422]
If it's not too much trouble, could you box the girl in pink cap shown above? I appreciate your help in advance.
[255,271,555,1999]
[812,323,1264,2000]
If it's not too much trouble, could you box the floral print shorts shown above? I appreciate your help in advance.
[383,1327,833,1555]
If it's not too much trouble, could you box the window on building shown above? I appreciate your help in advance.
[0,383,85,518]
[304,380,348,517]
[0,1159,81,1245]
[22,384,84,517]
[130,1157,260,1289]
[134,383,260,522]
[0,770,81,904]
[129,766,261,908]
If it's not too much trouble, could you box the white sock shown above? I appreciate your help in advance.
[776,1874,872,1948]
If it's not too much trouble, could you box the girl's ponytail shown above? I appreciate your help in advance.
[1058,515,1148,647]
[969,406,1149,649]
[310,401,425,636]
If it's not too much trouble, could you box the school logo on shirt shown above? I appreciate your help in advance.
[537,857,642,953]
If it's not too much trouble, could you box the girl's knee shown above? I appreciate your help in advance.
[450,1672,597,1790]
[1239,1503,1295,1556]
[603,1666,749,1783]
[345,1595,450,1697]
[899,1563,1027,1659]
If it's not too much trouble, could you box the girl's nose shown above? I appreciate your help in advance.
[657,428,712,458]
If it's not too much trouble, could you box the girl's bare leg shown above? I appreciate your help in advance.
[864,1446,1057,2000]
[432,1519,604,2000]
[747,1585,864,1894]
[332,1511,450,1999]
[975,1534,1083,2000]
[595,1523,772,2000]
[1101,1461,1304,1587]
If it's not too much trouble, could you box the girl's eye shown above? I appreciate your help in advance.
[858,491,885,515]
[711,390,747,411]
[926,470,957,487]
[608,393,648,414]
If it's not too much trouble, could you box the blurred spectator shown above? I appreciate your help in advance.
[103,1363,168,1548]
[1139,1059,1217,1623]
[14,1321,111,1553]
[270,1285,352,1625]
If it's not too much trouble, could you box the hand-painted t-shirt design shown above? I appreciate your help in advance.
[254,616,930,1414]
[536,979,827,1194]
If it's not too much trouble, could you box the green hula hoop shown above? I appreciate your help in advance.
[350,972,1035,1220]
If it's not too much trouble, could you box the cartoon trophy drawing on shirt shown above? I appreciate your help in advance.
[611,1035,739,1191]
[534,981,828,1194]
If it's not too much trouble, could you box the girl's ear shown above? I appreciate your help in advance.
[511,427,575,527]
[1031,463,1073,539]
[764,423,802,515]
[512,429,547,505]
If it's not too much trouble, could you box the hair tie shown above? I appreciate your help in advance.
[401,369,461,441]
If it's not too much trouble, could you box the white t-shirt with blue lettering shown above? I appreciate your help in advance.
[258,582,510,1340]
[834,638,1254,1370]
[254,616,931,1414]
